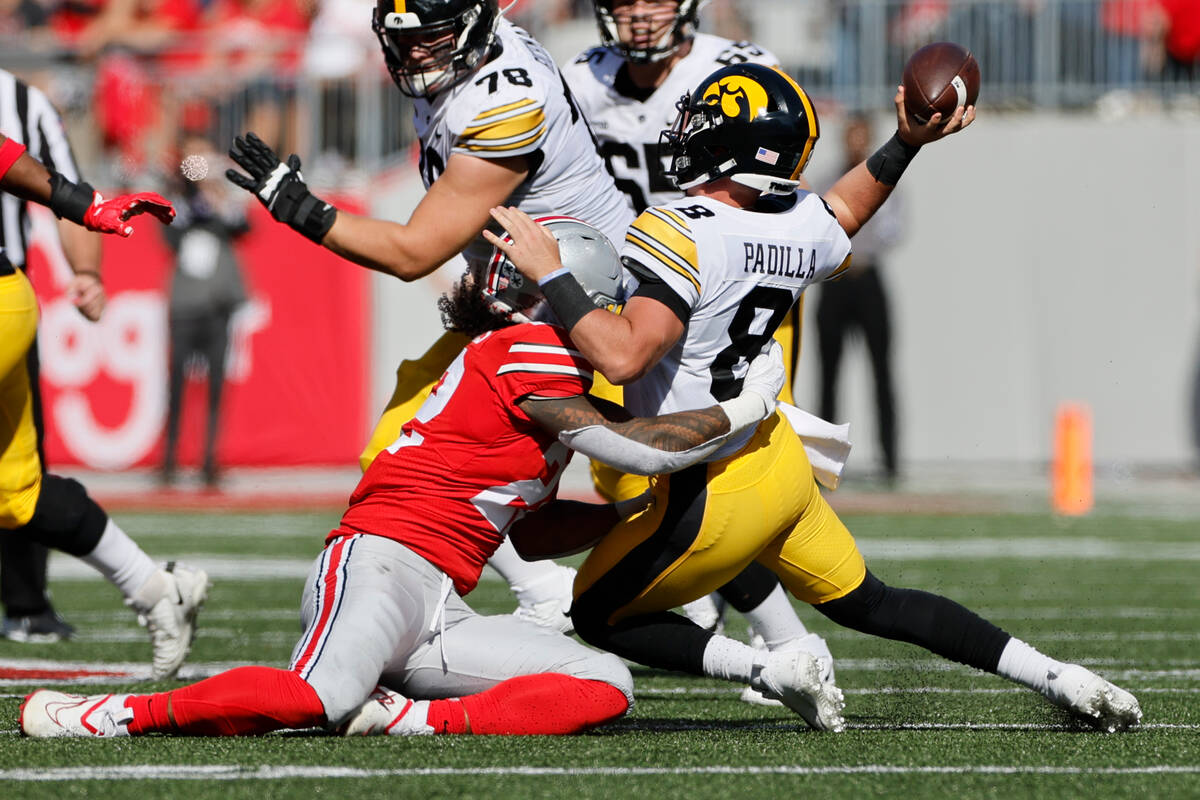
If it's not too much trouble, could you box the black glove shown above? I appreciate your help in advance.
[226,132,336,244]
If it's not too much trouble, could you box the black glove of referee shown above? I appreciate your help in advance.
[226,132,337,244]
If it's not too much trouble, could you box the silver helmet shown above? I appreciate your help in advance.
[483,216,624,324]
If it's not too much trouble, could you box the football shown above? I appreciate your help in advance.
[901,42,981,124]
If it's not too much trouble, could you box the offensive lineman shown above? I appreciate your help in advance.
[561,0,828,695]
[20,218,787,739]
[489,64,1142,733]
[224,0,635,629]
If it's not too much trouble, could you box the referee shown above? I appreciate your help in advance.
[0,67,104,642]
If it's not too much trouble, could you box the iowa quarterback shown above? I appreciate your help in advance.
[490,63,1141,734]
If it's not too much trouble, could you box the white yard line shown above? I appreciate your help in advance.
[636,686,1200,696]
[7,686,1197,700]
[38,535,1200,583]
[4,657,1200,687]
[0,764,1198,781]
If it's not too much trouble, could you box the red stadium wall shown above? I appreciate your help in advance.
[25,201,369,469]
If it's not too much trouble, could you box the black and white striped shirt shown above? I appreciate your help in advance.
[0,68,81,271]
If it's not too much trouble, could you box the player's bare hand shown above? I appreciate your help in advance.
[482,206,563,282]
[68,272,106,321]
[895,85,975,147]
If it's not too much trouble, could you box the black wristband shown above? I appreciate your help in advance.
[865,132,921,186]
[290,193,337,244]
[539,271,597,331]
[47,171,95,225]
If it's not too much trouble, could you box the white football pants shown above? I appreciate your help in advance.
[289,533,633,726]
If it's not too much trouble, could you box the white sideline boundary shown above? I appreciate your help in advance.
[0,765,1198,781]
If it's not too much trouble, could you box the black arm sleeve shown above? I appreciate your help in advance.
[624,257,691,324]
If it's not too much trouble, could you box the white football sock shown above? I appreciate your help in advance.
[80,518,158,603]
[491,538,570,604]
[995,637,1065,694]
[742,584,809,649]
[701,634,763,684]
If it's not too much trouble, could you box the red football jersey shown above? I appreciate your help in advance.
[333,323,593,595]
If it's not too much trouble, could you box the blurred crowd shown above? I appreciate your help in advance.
[0,0,1196,185]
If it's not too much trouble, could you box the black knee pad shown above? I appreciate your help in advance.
[816,570,888,628]
[16,475,108,556]
[716,561,782,612]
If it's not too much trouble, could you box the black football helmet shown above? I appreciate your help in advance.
[592,0,705,64]
[372,0,499,97]
[661,63,819,195]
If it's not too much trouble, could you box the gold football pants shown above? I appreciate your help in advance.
[589,299,803,503]
[0,271,43,528]
[575,411,866,621]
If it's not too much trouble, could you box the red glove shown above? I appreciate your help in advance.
[82,192,176,237]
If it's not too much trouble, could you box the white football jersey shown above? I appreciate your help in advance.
[562,34,779,214]
[621,193,852,459]
[412,19,633,263]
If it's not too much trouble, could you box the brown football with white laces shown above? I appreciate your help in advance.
[902,42,981,124]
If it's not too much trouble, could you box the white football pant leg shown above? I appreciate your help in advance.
[392,592,634,707]
[292,535,434,727]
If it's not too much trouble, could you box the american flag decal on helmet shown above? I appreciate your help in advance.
[755,147,779,165]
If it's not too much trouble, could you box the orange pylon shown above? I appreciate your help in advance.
[1052,403,1093,515]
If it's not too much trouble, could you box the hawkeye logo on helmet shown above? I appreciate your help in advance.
[702,77,770,122]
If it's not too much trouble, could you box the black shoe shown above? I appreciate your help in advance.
[2,610,77,643]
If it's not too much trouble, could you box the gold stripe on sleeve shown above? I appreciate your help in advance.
[458,125,547,153]
[624,234,702,294]
[461,107,546,140]
[630,211,698,275]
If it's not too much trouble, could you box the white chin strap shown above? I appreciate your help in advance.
[731,173,801,196]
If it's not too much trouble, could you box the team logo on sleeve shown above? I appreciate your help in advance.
[701,76,769,122]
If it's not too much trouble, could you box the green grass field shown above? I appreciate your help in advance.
[2,508,1197,799]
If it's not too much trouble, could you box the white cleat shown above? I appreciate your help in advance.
[512,565,576,634]
[741,632,836,709]
[1045,663,1143,732]
[338,686,432,736]
[133,562,210,680]
[754,649,846,732]
[20,690,133,738]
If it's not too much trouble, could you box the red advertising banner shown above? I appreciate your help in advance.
[26,201,369,469]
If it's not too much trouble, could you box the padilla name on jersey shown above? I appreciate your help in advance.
[563,35,778,214]
[334,323,593,596]
[621,194,851,459]
[412,18,632,262]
